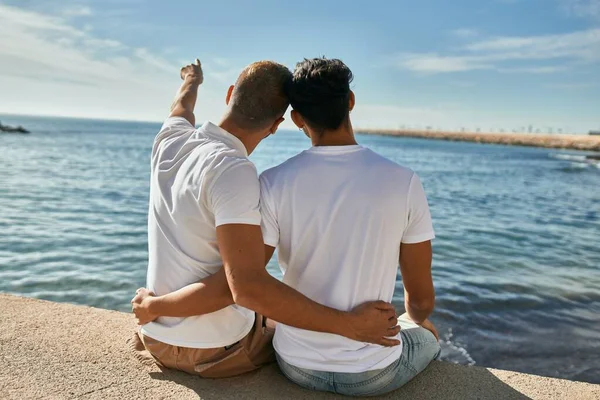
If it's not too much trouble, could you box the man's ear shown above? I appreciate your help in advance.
[290,110,304,129]
[225,85,234,105]
[349,90,355,112]
[269,117,285,135]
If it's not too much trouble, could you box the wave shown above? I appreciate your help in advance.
[439,328,476,366]
[551,153,600,172]
[551,153,588,162]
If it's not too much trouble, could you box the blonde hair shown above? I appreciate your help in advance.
[229,61,292,130]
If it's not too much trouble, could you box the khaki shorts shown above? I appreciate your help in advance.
[130,314,275,378]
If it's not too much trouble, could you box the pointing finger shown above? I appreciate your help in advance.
[195,58,201,65]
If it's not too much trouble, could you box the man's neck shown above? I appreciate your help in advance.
[218,114,257,155]
[312,121,357,147]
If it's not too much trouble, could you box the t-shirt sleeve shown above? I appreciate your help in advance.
[402,173,435,244]
[259,174,279,247]
[153,117,195,156]
[208,161,262,227]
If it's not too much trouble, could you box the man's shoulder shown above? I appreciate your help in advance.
[162,116,195,130]
[362,147,415,181]
[213,155,258,180]
[153,117,196,152]
[259,151,309,185]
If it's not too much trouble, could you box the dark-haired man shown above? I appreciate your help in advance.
[130,59,400,379]
[269,58,440,395]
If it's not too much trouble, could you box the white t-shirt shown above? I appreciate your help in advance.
[141,117,259,348]
[260,145,434,373]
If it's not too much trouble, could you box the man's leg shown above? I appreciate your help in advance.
[130,314,275,378]
[348,323,440,396]
[332,315,440,396]
[276,354,335,393]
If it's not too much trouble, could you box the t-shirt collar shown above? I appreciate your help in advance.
[306,145,363,154]
[202,121,248,157]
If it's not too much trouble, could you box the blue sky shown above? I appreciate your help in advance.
[0,0,598,133]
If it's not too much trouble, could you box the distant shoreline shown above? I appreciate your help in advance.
[358,129,600,152]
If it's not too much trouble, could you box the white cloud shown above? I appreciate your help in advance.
[561,0,600,20]
[396,54,491,72]
[62,5,93,17]
[465,29,600,61]
[395,28,600,73]
[451,28,479,38]
[497,66,568,73]
[133,48,179,73]
[0,4,230,121]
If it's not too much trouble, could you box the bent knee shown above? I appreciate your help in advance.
[403,327,441,364]
[418,328,441,358]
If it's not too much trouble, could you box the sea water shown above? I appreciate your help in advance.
[1,115,599,383]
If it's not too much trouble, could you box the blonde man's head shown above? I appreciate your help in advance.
[228,61,292,131]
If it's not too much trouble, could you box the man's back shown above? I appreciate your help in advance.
[142,117,259,348]
[260,145,434,373]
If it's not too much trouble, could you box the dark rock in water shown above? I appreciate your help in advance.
[0,121,30,134]
[586,154,600,161]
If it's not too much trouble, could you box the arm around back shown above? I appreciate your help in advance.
[217,223,401,346]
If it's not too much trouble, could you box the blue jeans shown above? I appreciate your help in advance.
[276,319,441,397]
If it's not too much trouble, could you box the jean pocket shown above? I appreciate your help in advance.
[276,355,333,393]
[333,360,401,397]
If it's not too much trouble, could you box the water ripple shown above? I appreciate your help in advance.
[1,115,599,383]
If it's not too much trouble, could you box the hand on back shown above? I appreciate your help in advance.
[347,301,401,347]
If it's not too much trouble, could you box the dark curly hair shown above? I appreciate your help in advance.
[286,57,353,133]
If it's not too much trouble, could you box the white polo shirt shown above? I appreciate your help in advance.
[141,117,259,348]
[259,145,435,373]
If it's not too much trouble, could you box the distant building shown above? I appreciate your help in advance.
[590,130,600,136]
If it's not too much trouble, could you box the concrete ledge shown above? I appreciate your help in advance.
[0,294,598,400]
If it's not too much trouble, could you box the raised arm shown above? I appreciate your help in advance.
[170,59,204,126]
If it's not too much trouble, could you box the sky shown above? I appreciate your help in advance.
[0,0,599,133]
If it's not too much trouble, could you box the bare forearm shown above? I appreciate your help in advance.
[149,270,233,318]
[233,272,351,337]
[170,76,200,125]
[216,225,399,345]
[399,241,435,325]
[404,288,433,324]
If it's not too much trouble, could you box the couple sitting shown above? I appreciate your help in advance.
[130,57,440,397]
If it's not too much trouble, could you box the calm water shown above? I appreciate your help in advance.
[1,115,599,383]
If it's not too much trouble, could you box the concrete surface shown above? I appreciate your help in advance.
[0,294,598,399]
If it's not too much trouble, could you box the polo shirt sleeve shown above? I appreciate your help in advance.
[259,174,279,247]
[402,173,435,244]
[153,117,195,156]
[208,160,262,227]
